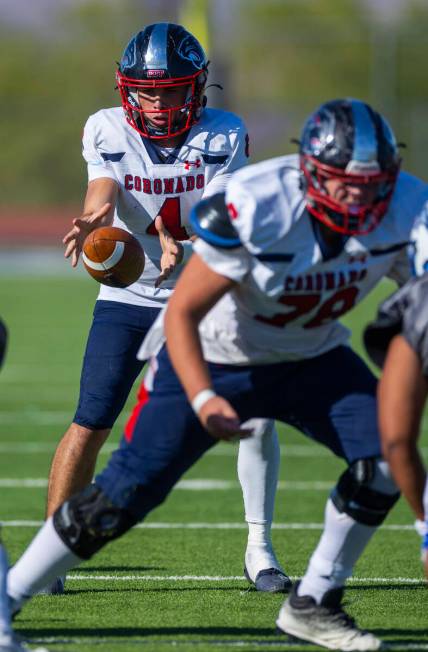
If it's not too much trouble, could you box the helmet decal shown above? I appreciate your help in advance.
[121,37,137,70]
[177,34,205,67]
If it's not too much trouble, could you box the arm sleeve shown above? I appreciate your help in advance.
[82,115,117,183]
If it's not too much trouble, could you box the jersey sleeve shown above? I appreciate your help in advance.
[202,116,249,199]
[364,274,428,374]
[82,114,117,183]
[192,187,252,282]
[194,238,251,282]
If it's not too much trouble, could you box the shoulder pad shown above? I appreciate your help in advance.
[190,193,241,249]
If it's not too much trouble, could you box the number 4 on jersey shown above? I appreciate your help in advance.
[146,197,189,241]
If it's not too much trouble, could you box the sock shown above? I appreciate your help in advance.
[0,544,12,637]
[7,517,83,606]
[298,498,377,603]
[238,418,280,531]
[238,420,282,577]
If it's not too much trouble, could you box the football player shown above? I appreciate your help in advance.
[7,98,428,650]
[364,274,428,578]
[45,22,287,594]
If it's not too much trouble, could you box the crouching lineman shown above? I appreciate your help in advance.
[6,99,428,650]
[364,273,428,577]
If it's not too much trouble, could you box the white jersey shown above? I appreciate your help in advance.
[187,154,428,364]
[82,106,249,307]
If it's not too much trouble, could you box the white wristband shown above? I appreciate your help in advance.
[191,389,217,414]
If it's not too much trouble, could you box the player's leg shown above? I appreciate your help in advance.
[46,424,110,518]
[46,300,157,518]
[0,537,46,652]
[238,419,291,592]
[43,301,157,594]
[7,352,216,613]
[275,346,395,650]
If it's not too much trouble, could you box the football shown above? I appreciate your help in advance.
[82,226,145,288]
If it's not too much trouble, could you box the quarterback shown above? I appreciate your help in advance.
[7,99,428,650]
[45,22,287,594]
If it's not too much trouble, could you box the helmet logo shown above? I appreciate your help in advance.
[177,35,205,67]
[121,38,137,69]
[147,70,166,78]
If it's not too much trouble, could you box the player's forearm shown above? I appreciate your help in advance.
[382,441,426,519]
[82,178,118,224]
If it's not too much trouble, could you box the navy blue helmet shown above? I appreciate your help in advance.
[299,99,401,235]
[117,23,208,139]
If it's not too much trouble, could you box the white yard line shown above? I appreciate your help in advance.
[0,478,337,490]
[24,639,428,650]
[0,520,416,531]
[62,573,425,584]
[0,440,427,458]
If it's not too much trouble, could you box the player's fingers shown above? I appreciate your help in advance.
[64,240,76,258]
[205,415,253,441]
[71,249,79,267]
[154,272,168,288]
[63,225,80,244]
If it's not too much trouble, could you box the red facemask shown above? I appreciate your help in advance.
[116,70,206,140]
[300,154,400,236]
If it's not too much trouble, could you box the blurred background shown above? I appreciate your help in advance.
[1,0,428,216]
[1,0,427,428]
[0,0,425,552]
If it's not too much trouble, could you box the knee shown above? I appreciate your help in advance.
[53,484,137,559]
[331,457,399,526]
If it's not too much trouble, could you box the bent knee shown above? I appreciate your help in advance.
[331,457,399,526]
[53,484,137,559]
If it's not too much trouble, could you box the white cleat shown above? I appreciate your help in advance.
[276,582,382,651]
[244,544,292,593]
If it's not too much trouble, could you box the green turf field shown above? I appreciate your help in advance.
[0,276,427,651]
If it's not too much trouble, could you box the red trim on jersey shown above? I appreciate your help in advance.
[124,382,150,443]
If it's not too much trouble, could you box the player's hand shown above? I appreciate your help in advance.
[154,215,184,288]
[198,395,253,442]
[63,202,112,268]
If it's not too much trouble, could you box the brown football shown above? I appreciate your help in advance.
[82,226,145,288]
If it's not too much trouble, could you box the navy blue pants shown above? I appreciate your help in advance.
[74,300,161,429]
[96,344,380,521]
